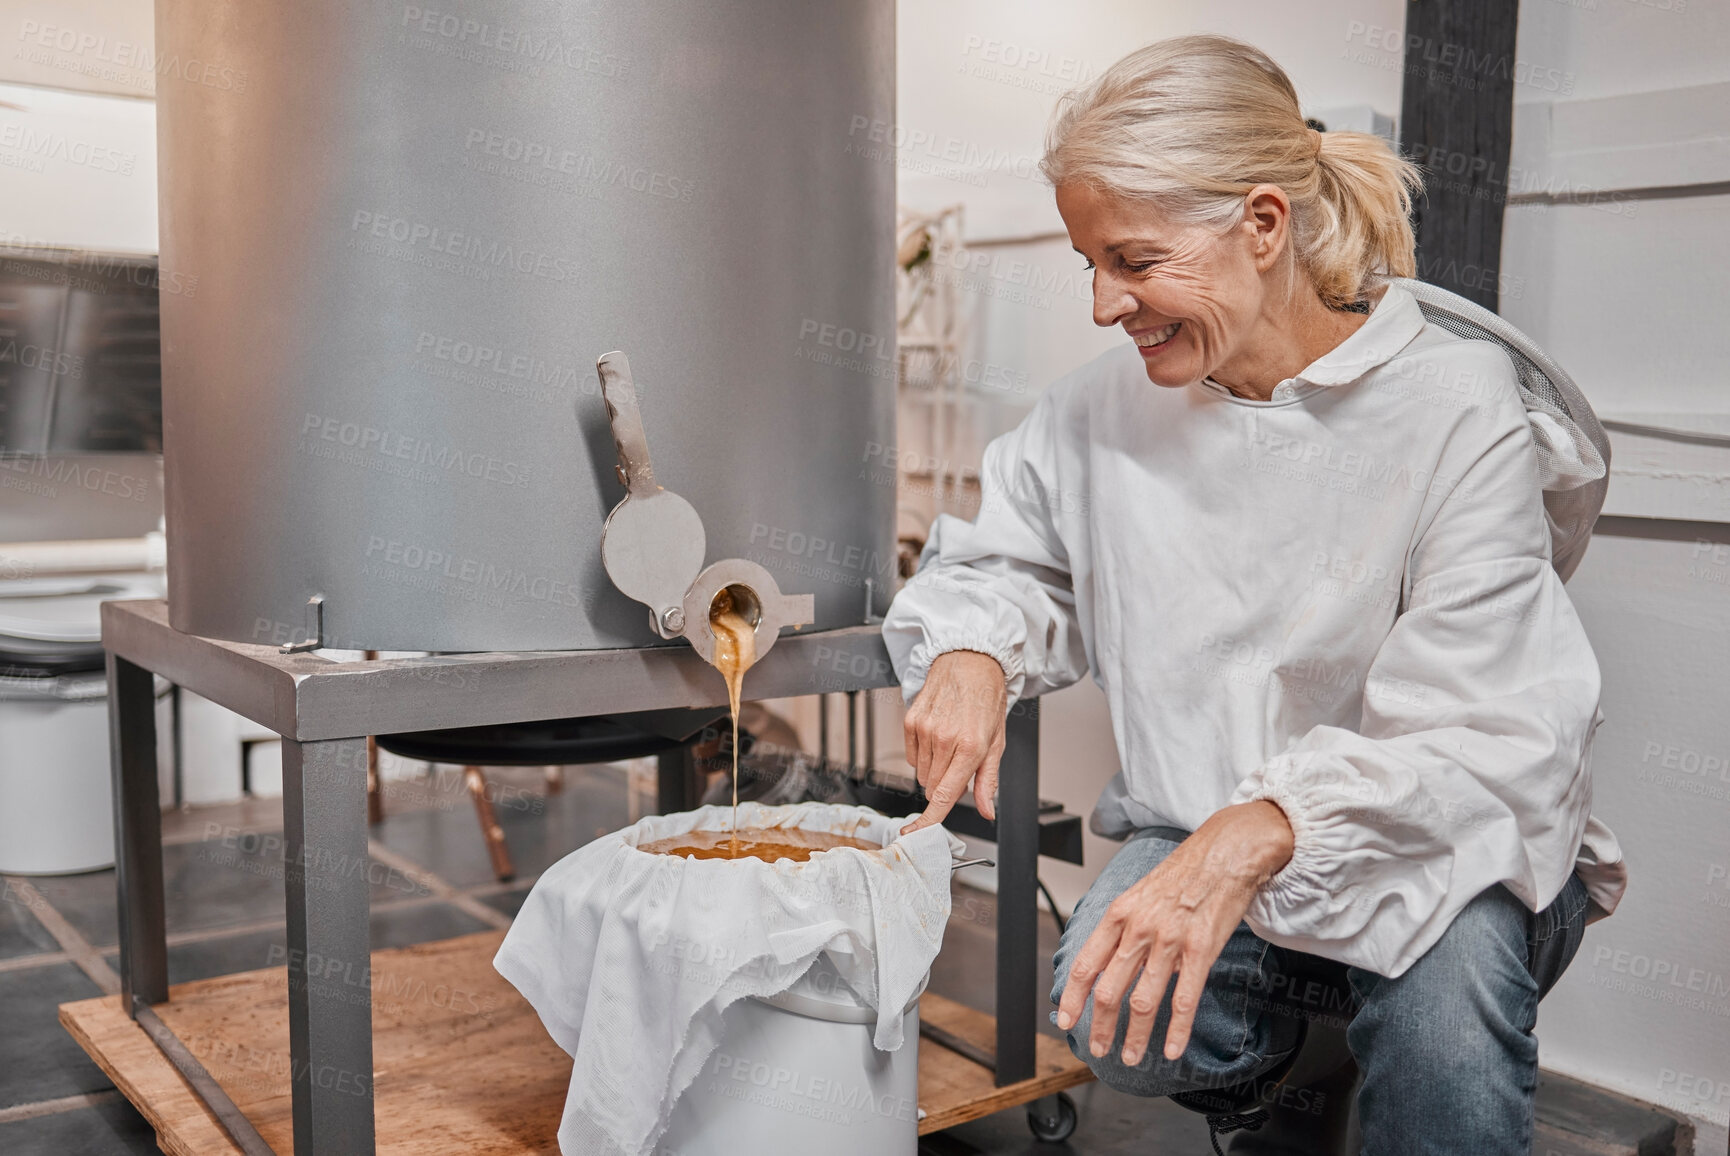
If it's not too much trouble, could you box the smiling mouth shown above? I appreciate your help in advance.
[1131,322,1180,353]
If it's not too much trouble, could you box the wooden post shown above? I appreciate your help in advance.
[1398,1,1521,312]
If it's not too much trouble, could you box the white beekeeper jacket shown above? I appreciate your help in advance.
[882,283,1627,978]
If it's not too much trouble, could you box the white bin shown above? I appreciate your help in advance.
[0,673,114,874]
[0,574,163,874]
[658,955,925,1155]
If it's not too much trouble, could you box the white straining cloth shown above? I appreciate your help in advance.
[493,801,962,1155]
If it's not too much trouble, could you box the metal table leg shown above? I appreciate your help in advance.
[281,737,375,1153]
[994,698,1041,1086]
[656,747,701,814]
[108,653,167,1009]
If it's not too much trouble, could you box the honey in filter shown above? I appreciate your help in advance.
[640,826,880,864]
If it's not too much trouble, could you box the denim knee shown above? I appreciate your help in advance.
[1348,878,1590,1059]
[1346,882,1589,1155]
[1049,831,1300,1098]
[1348,884,1551,1060]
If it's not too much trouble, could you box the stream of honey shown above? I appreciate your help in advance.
[641,589,879,863]
[708,589,757,848]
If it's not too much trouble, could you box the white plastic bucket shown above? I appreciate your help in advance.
[0,573,163,874]
[0,674,114,874]
[658,955,926,1155]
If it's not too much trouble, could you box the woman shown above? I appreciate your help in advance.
[882,35,1626,1154]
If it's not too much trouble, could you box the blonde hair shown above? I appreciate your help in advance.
[1041,36,1421,310]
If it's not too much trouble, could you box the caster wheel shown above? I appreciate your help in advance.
[1027,1091,1078,1142]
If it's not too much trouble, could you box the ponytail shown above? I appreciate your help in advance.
[1308,132,1421,308]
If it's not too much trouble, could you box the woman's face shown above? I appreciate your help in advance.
[1055,182,1282,389]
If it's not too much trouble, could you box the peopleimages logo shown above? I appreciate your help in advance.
[413,331,582,389]
[362,536,591,610]
[348,210,577,282]
[1246,430,1474,502]
[461,128,695,201]
[0,251,197,299]
[748,523,898,580]
[959,35,1100,84]
[797,318,893,361]
[1343,22,1575,96]
[0,456,150,501]
[298,412,532,488]
[706,1051,918,1125]
[0,339,83,378]
[1590,946,1730,999]
[0,125,137,175]
[14,19,249,93]
[397,6,628,78]
[845,116,1039,181]
[924,242,1093,308]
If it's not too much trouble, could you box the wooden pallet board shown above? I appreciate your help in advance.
[62,931,566,1155]
[60,988,240,1156]
[60,931,1091,1152]
[914,993,1095,1134]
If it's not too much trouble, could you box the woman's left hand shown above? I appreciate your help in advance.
[1055,800,1296,1066]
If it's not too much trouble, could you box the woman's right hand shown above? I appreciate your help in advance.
[900,650,1008,834]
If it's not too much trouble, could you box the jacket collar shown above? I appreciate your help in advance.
[1290,281,1426,388]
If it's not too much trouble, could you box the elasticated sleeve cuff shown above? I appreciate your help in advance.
[1229,752,1335,914]
[904,635,1023,702]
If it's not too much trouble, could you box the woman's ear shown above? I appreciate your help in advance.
[1241,184,1292,273]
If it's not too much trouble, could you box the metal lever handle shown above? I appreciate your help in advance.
[596,350,706,637]
[597,351,657,495]
[593,347,813,659]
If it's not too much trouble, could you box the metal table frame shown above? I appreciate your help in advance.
[102,598,1056,1154]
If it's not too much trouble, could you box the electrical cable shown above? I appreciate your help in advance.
[1037,875,1068,937]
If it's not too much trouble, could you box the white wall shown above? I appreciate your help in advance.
[0,0,156,99]
[0,0,158,253]
[0,79,156,252]
[1505,2,1730,1146]
[1504,0,1730,421]
[1515,0,1729,105]
[896,0,1409,243]
[1545,529,1730,1148]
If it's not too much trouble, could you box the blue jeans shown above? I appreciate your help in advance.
[1051,828,1591,1155]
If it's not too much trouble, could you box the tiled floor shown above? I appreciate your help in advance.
[0,963,112,1108]
[0,1093,159,1156]
[0,891,61,960]
[0,762,1215,1154]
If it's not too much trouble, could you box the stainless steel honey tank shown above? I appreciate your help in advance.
[156,0,895,650]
